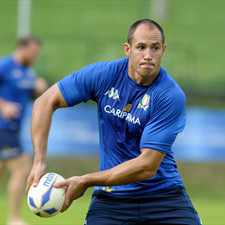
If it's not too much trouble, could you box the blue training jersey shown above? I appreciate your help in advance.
[0,56,37,131]
[58,57,186,196]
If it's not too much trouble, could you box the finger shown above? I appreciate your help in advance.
[61,185,74,212]
[33,173,43,187]
[26,176,32,193]
[32,179,38,187]
[60,201,70,212]
[60,196,71,212]
[54,180,68,188]
[26,173,35,192]
[61,196,73,212]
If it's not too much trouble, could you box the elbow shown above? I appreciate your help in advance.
[33,95,47,110]
[33,96,43,110]
[33,90,58,112]
[141,165,157,180]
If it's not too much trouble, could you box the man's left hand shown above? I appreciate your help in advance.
[54,176,88,212]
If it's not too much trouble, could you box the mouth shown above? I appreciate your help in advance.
[140,62,155,68]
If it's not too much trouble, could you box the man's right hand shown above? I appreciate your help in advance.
[0,100,21,119]
[26,161,47,193]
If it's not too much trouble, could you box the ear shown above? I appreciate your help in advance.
[162,43,166,55]
[123,42,131,57]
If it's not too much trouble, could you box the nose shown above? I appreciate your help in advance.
[144,49,153,61]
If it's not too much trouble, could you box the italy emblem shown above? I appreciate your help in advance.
[138,94,150,111]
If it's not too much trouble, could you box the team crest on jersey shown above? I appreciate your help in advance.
[104,87,120,100]
[123,103,132,113]
[138,94,150,111]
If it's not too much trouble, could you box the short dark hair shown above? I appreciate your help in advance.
[127,19,165,44]
[16,35,42,48]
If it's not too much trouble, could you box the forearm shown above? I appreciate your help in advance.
[32,95,56,163]
[32,99,52,163]
[32,85,67,164]
[82,151,160,187]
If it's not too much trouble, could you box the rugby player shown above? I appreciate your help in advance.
[27,19,202,225]
[0,36,47,225]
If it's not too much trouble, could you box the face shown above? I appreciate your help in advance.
[124,24,166,81]
[21,42,41,66]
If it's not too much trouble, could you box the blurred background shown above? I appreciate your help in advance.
[0,0,224,225]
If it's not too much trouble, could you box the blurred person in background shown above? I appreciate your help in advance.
[0,36,47,225]
[27,19,202,225]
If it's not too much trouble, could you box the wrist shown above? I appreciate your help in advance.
[33,155,47,165]
[80,174,92,188]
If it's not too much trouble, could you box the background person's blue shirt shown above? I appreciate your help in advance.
[58,57,186,196]
[0,56,37,131]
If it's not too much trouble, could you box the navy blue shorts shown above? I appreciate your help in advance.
[85,188,202,225]
[0,130,22,160]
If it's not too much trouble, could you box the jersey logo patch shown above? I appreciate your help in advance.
[104,105,141,125]
[138,94,150,111]
[123,103,132,113]
[104,87,120,100]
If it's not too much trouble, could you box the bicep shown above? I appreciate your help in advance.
[39,84,68,109]
[54,84,68,107]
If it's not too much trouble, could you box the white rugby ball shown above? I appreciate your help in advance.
[27,172,65,217]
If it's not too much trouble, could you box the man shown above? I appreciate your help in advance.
[27,19,202,225]
[0,36,47,225]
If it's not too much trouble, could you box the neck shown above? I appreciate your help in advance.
[128,63,160,86]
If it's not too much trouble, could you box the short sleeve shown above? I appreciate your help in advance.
[0,60,7,82]
[57,61,117,106]
[140,88,186,154]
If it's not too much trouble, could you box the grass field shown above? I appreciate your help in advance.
[0,191,89,225]
[0,160,224,225]
[0,192,224,225]
[0,0,225,99]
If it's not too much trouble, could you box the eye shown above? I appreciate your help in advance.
[137,45,145,50]
[152,45,160,51]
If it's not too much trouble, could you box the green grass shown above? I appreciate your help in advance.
[0,191,90,225]
[193,198,225,225]
[0,192,224,225]
[1,160,225,225]
[0,0,225,100]
[0,147,223,224]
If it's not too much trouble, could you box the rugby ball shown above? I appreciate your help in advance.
[27,172,65,217]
